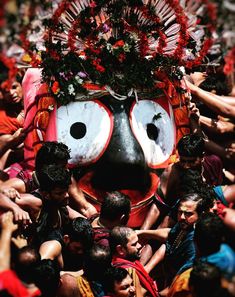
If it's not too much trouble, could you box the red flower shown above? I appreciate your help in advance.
[113,40,125,48]
[96,64,105,73]
[90,48,101,55]
[51,81,60,94]
[155,82,166,89]
[50,50,61,61]
[118,53,126,62]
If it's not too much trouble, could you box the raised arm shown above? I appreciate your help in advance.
[0,192,32,225]
[69,176,97,218]
[136,228,171,243]
[0,211,18,271]
[186,80,235,118]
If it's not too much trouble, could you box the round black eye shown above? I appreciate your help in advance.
[70,122,86,139]
[146,123,159,141]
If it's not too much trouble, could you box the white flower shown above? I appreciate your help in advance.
[106,43,113,52]
[123,43,131,52]
[68,84,76,95]
[75,76,83,84]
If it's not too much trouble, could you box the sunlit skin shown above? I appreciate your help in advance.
[124,231,142,261]
[1,81,23,104]
[190,71,208,87]
[112,274,136,297]
[177,201,199,230]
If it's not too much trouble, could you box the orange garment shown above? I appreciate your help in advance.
[167,268,192,297]
[76,275,95,297]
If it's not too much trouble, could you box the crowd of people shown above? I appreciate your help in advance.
[0,33,235,297]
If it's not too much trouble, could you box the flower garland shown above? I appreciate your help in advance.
[185,0,217,69]
[38,0,215,105]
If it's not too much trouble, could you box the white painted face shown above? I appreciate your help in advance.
[56,97,175,169]
[57,100,113,165]
[130,99,175,168]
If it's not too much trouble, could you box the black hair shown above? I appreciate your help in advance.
[179,169,216,211]
[189,260,224,297]
[35,141,70,172]
[37,164,71,192]
[177,134,205,158]
[109,226,133,255]
[198,73,231,96]
[34,259,61,297]
[83,244,112,281]
[14,246,41,284]
[100,191,131,222]
[180,192,213,217]
[103,266,129,294]
[194,212,225,256]
[65,217,94,249]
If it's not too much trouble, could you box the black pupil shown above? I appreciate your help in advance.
[70,122,86,139]
[147,123,159,141]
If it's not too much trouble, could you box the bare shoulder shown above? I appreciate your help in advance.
[0,177,26,193]
[58,273,80,297]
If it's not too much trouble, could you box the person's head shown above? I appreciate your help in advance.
[0,67,23,105]
[198,72,232,96]
[100,191,131,226]
[194,212,224,256]
[14,246,41,284]
[109,227,142,261]
[177,134,205,169]
[63,217,94,255]
[34,259,61,297]
[189,260,224,297]
[103,267,135,297]
[178,170,216,212]
[177,192,212,230]
[189,70,208,87]
[35,141,71,172]
[37,164,71,206]
[83,244,112,281]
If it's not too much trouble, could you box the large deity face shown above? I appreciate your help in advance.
[54,94,175,226]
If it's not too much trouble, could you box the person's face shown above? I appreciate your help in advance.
[112,274,136,297]
[179,156,202,170]
[1,81,23,104]
[47,187,69,206]
[190,71,208,86]
[124,232,142,261]
[177,200,199,230]
[67,241,84,255]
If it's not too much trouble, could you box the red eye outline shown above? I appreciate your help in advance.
[57,99,114,166]
[130,97,176,168]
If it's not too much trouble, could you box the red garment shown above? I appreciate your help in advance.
[0,109,23,135]
[112,257,159,297]
[0,270,40,297]
[0,270,29,297]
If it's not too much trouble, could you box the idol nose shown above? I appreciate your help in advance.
[91,102,150,191]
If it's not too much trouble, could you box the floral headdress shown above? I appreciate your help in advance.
[3,0,217,105]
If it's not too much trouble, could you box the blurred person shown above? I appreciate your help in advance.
[141,133,222,230]
[0,211,41,296]
[189,261,233,297]
[103,266,136,297]
[0,141,97,222]
[39,217,94,271]
[58,244,112,297]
